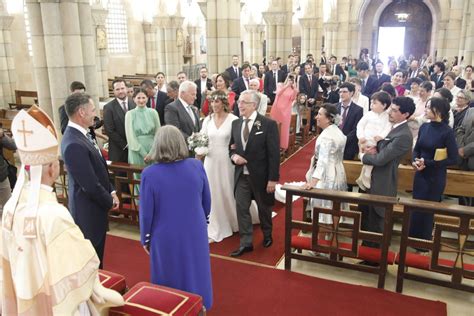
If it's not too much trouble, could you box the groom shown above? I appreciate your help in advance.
[229,90,280,257]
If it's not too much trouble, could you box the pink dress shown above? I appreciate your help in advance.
[270,84,298,149]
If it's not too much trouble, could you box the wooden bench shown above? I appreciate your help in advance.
[283,185,398,289]
[396,198,474,293]
[286,114,297,156]
[7,90,38,110]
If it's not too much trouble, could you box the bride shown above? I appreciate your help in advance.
[201,90,259,243]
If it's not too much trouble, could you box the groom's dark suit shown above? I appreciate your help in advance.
[361,121,413,245]
[229,112,280,247]
[61,125,114,267]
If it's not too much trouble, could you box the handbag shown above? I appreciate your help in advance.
[3,157,17,190]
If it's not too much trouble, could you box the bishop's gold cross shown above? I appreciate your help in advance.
[17,120,33,147]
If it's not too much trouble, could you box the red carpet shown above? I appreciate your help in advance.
[209,139,315,266]
[104,235,447,316]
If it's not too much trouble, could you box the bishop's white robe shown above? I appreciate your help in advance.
[1,185,123,315]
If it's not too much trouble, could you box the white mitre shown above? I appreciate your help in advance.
[3,105,59,238]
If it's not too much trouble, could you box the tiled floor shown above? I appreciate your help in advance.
[109,222,474,315]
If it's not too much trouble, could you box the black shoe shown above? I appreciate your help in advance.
[263,237,273,248]
[230,246,254,257]
[358,260,380,267]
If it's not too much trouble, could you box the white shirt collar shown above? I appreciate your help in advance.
[116,97,128,104]
[392,120,407,130]
[243,110,258,121]
[179,97,190,108]
[67,120,88,136]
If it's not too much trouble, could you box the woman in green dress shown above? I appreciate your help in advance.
[125,88,161,167]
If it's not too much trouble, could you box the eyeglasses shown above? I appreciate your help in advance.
[457,96,467,100]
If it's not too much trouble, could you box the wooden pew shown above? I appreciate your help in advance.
[396,198,474,293]
[286,114,297,156]
[283,185,398,289]
[300,107,312,145]
[8,90,38,109]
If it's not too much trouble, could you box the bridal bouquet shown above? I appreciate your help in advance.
[187,132,209,156]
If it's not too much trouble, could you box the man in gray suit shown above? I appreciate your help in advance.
[359,96,415,248]
[164,81,201,142]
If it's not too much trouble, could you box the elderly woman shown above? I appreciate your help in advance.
[249,78,268,115]
[202,73,235,116]
[454,90,472,129]
[303,103,347,226]
[443,72,461,108]
[139,125,213,309]
[410,97,458,243]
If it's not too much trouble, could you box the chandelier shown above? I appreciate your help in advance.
[394,0,410,23]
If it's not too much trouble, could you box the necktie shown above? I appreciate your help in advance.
[235,67,239,77]
[377,74,381,80]
[333,66,336,75]
[122,101,127,112]
[245,78,250,89]
[340,105,349,129]
[243,118,250,142]
[361,79,366,92]
[151,97,156,109]
[274,71,277,84]
[308,75,312,85]
[187,106,196,126]
[86,133,102,157]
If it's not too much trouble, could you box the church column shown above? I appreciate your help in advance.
[187,25,199,65]
[262,10,292,60]
[243,24,264,63]
[348,22,360,57]
[199,0,240,74]
[324,22,338,57]
[464,1,474,65]
[156,16,185,79]
[435,20,448,60]
[299,0,323,58]
[143,23,157,74]
[26,0,98,126]
[0,3,15,107]
[91,3,109,98]
[444,1,464,59]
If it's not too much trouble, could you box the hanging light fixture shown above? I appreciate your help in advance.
[394,0,410,23]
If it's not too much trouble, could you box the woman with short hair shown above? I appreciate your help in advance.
[139,125,213,310]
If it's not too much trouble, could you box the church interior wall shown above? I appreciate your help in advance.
[9,12,35,91]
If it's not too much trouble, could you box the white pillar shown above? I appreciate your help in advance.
[0,6,15,107]
[91,4,109,98]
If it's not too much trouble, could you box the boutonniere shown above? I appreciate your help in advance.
[255,121,261,130]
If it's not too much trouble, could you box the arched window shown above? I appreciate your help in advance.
[105,0,129,54]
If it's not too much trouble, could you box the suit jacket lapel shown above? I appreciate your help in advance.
[177,100,195,131]
[114,99,126,125]
[245,114,262,151]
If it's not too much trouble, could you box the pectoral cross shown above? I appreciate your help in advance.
[17,120,33,147]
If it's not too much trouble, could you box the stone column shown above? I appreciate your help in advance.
[348,22,361,57]
[91,4,108,98]
[435,20,448,60]
[444,1,463,59]
[262,10,292,60]
[324,22,339,56]
[299,0,323,58]
[0,2,15,107]
[463,1,474,65]
[26,0,98,127]
[143,22,158,74]
[199,0,241,74]
[155,15,185,79]
[187,25,202,65]
[243,24,264,63]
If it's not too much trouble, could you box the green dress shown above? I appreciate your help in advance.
[125,106,161,167]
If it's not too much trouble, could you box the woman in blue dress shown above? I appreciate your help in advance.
[139,125,213,310]
[409,97,458,241]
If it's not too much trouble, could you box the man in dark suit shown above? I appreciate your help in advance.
[372,61,391,91]
[281,54,295,79]
[430,61,446,89]
[360,96,414,249]
[453,65,467,89]
[320,51,327,65]
[336,82,363,160]
[164,80,201,141]
[232,63,252,99]
[194,66,213,109]
[329,55,347,82]
[407,60,421,79]
[61,93,119,267]
[357,61,378,98]
[229,90,280,257]
[59,81,86,134]
[103,79,136,162]
[264,60,285,104]
[299,63,319,129]
[225,55,241,82]
[165,80,179,105]
[141,79,168,125]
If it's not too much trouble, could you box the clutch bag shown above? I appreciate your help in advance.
[434,148,447,161]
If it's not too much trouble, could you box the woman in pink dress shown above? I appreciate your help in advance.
[270,74,298,149]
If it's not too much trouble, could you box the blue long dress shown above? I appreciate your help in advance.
[139,158,213,309]
[409,121,458,240]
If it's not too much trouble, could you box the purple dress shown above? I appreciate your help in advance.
[139,158,213,309]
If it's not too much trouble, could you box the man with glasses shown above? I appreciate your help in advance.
[359,97,415,251]
[336,82,363,160]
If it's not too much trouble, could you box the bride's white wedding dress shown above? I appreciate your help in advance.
[202,113,259,243]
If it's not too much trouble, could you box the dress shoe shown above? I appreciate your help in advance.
[263,237,273,248]
[230,246,253,257]
[357,260,380,267]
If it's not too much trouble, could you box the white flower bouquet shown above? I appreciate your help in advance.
[187,132,209,156]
